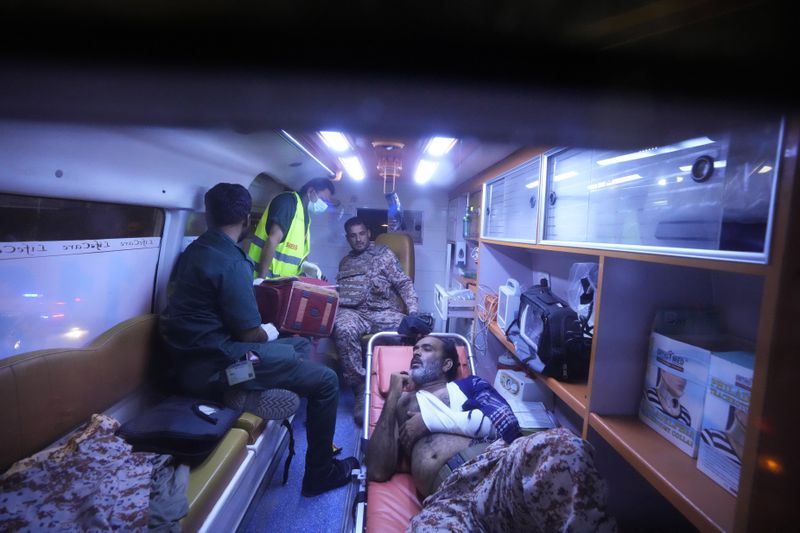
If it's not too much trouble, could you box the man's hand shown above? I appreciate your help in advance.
[389,371,411,395]
[261,323,279,341]
[399,412,429,452]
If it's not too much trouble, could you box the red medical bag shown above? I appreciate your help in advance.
[254,277,339,337]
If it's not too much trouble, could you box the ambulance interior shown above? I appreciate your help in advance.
[1,3,798,532]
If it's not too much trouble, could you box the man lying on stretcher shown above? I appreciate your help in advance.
[365,336,617,532]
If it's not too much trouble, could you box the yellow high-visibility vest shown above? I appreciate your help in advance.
[248,192,309,277]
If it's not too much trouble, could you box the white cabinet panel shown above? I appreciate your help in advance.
[482,156,541,242]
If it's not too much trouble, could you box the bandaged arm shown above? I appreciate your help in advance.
[416,388,492,438]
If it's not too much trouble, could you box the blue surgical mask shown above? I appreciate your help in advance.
[309,196,328,214]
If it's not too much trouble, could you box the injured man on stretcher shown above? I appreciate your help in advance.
[365,336,617,532]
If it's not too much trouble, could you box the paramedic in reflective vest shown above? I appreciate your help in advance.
[248,178,335,279]
[365,336,616,532]
[160,183,359,496]
[333,217,419,426]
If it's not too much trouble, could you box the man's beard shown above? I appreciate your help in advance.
[410,362,440,387]
[237,225,250,243]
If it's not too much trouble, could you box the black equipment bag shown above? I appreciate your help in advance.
[117,396,240,465]
[505,279,591,382]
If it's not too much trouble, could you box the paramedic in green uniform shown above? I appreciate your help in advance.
[248,178,335,279]
[161,182,358,496]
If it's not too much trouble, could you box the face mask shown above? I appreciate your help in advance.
[309,196,328,214]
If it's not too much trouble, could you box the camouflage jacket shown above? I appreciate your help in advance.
[336,242,418,313]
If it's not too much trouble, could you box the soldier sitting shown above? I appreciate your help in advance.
[333,217,419,425]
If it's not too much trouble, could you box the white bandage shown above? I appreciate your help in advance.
[261,323,279,341]
[416,383,492,438]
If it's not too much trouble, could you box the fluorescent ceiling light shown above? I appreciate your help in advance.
[758,165,773,174]
[415,160,439,184]
[553,171,578,182]
[597,137,715,166]
[425,137,457,157]
[319,131,351,152]
[588,173,643,191]
[525,180,540,189]
[679,160,727,172]
[340,156,365,181]
[658,178,667,186]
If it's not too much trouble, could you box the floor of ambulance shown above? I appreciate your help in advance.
[237,384,361,533]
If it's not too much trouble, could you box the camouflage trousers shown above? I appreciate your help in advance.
[333,307,406,387]
[0,414,159,531]
[408,427,617,533]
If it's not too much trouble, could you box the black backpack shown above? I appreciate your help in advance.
[505,279,591,382]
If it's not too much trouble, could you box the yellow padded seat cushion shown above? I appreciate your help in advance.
[375,232,414,281]
[182,427,249,532]
[0,314,158,472]
[234,412,265,444]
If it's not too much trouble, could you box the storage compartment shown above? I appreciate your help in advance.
[481,155,541,242]
[541,119,783,262]
[433,284,475,322]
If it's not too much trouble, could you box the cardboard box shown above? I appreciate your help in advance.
[696,351,754,496]
[638,331,711,457]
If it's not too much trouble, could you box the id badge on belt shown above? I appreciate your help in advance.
[225,359,255,386]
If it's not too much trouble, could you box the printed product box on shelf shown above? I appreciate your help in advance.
[638,309,752,458]
[639,331,711,457]
[696,351,755,496]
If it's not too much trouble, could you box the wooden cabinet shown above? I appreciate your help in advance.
[469,119,799,532]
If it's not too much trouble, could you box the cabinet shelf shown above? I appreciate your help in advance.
[487,321,588,415]
[479,238,768,276]
[455,275,478,293]
[589,414,735,533]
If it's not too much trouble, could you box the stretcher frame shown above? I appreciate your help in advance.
[354,331,476,533]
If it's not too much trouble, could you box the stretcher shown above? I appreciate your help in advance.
[354,332,476,533]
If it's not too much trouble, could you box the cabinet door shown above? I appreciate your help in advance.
[447,196,459,242]
[482,156,541,242]
[542,120,782,261]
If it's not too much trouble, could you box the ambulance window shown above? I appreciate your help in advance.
[0,194,164,241]
[0,193,164,360]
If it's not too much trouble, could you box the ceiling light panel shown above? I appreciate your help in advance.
[319,131,351,152]
[415,159,439,184]
[425,137,457,157]
[340,156,365,180]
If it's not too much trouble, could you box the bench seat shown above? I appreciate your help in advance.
[0,313,279,532]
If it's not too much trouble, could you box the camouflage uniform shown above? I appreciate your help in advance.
[408,428,617,533]
[0,413,180,531]
[334,242,418,386]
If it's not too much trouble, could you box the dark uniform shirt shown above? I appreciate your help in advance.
[266,191,309,242]
[160,229,262,392]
